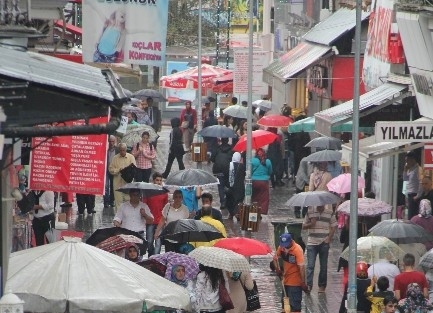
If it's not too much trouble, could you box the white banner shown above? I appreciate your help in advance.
[375,121,433,142]
[234,49,270,95]
[82,0,168,66]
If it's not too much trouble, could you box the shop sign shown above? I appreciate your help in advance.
[375,121,433,142]
[425,144,433,169]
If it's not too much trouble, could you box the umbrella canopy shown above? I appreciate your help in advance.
[257,115,294,128]
[198,125,237,138]
[149,251,200,281]
[160,219,224,242]
[86,227,144,247]
[326,173,366,194]
[369,219,433,244]
[285,191,341,207]
[252,99,272,111]
[96,234,146,255]
[340,236,404,264]
[6,237,191,313]
[123,88,133,98]
[233,130,278,152]
[122,104,145,115]
[337,198,392,216]
[189,246,251,272]
[213,237,272,257]
[303,150,342,162]
[133,89,166,102]
[419,248,433,269]
[121,124,159,147]
[305,136,342,150]
[117,182,168,198]
[164,168,219,187]
[137,259,167,277]
[223,105,247,119]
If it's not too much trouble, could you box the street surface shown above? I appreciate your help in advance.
[62,125,344,313]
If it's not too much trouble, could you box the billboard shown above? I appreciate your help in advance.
[82,0,169,66]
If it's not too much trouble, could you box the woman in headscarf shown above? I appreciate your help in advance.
[125,243,143,263]
[411,199,433,250]
[226,152,246,219]
[251,148,272,215]
[397,282,432,313]
[226,271,254,313]
[168,264,194,313]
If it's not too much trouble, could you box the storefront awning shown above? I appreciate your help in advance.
[288,116,373,134]
[315,82,411,137]
[341,135,424,172]
[263,42,331,84]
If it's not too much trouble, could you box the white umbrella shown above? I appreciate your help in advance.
[189,246,251,272]
[6,237,191,313]
[223,105,247,119]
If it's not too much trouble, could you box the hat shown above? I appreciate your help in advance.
[279,233,292,248]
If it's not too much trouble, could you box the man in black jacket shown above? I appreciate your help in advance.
[211,138,233,209]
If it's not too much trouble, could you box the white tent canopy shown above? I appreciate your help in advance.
[6,237,191,313]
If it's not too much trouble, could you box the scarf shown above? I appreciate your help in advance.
[170,265,188,287]
[229,152,242,187]
[419,199,432,218]
[398,283,432,312]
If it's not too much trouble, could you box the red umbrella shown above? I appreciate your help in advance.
[257,114,294,128]
[214,237,272,256]
[233,130,278,152]
[160,64,232,90]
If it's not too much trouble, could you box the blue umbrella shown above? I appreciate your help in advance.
[198,125,237,138]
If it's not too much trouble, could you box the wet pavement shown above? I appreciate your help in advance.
[60,126,344,313]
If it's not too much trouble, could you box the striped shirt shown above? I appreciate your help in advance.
[304,205,337,245]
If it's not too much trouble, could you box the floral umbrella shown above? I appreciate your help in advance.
[149,251,200,281]
[337,198,391,216]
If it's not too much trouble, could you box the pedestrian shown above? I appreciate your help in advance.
[203,108,218,159]
[195,192,223,223]
[137,97,155,127]
[367,247,401,291]
[211,137,233,210]
[104,135,117,208]
[180,186,201,217]
[394,253,428,300]
[113,189,154,240]
[143,172,168,256]
[126,112,140,125]
[410,199,433,250]
[131,131,156,182]
[180,100,197,152]
[76,193,96,215]
[302,204,337,293]
[251,148,272,215]
[154,189,190,252]
[365,276,395,313]
[294,157,313,218]
[167,264,195,313]
[108,143,136,210]
[30,189,55,246]
[125,243,143,263]
[415,176,433,207]
[403,151,422,219]
[162,117,185,179]
[226,271,254,313]
[383,296,398,313]
[225,152,246,219]
[275,233,309,313]
[191,205,226,248]
[309,162,333,192]
[339,261,372,313]
[397,282,432,313]
[267,127,285,188]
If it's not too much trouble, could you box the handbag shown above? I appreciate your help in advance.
[219,281,234,310]
[181,120,189,129]
[120,163,137,183]
[241,280,261,311]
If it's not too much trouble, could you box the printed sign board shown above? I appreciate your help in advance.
[375,121,433,142]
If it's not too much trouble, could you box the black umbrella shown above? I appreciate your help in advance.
[369,219,433,244]
[303,150,342,162]
[117,182,168,198]
[160,219,224,242]
[198,125,237,138]
[86,227,146,247]
[133,89,167,102]
[164,168,219,187]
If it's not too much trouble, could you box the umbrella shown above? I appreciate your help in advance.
[369,219,433,244]
[96,234,146,255]
[120,124,159,147]
[149,251,200,281]
[133,89,167,102]
[123,88,133,98]
[305,136,342,150]
[121,104,144,114]
[326,173,366,193]
[232,130,278,152]
[223,105,247,119]
[257,114,294,128]
[6,237,191,313]
[137,259,167,277]
[213,237,272,256]
[117,182,168,198]
[86,227,144,246]
[303,150,342,162]
[160,219,224,242]
[198,125,237,138]
[337,198,392,216]
[340,236,404,264]
[288,116,374,133]
[164,168,219,187]
[285,191,341,207]
[419,249,433,269]
[252,99,273,111]
[189,246,251,272]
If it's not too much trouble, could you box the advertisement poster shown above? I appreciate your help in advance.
[29,117,108,195]
[82,0,169,66]
[234,49,269,95]
[165,61,197,108]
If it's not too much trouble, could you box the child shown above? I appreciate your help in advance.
[365,276,395,313]
[382,296,398,313]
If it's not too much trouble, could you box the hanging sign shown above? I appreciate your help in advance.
[375,121,433,142]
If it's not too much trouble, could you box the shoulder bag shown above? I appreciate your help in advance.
[120,163,137,183]
[241,279,261,311]
[218,280,234,310]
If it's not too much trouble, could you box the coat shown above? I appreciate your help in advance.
[226,272,255,313]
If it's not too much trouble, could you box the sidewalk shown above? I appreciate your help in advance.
[63,126,344,313]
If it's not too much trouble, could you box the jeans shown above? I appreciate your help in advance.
[282,285,302,312]
[146,224,161,256]
[306,242,330,288]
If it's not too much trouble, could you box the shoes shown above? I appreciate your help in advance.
[318,287,326,293]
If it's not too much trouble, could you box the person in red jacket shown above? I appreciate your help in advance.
[143,172,168,256]
[179,100,197,152]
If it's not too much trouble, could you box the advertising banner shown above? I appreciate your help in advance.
[82,0,169,66]
[233,49,269,95]
[29,117,108,195]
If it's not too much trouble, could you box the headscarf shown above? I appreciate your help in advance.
[170,264,188,287]
[398,282,432,313]
[229,152,242,187]
[125,243,142,262]
[419,199,432,218]
[255,148,267,165]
